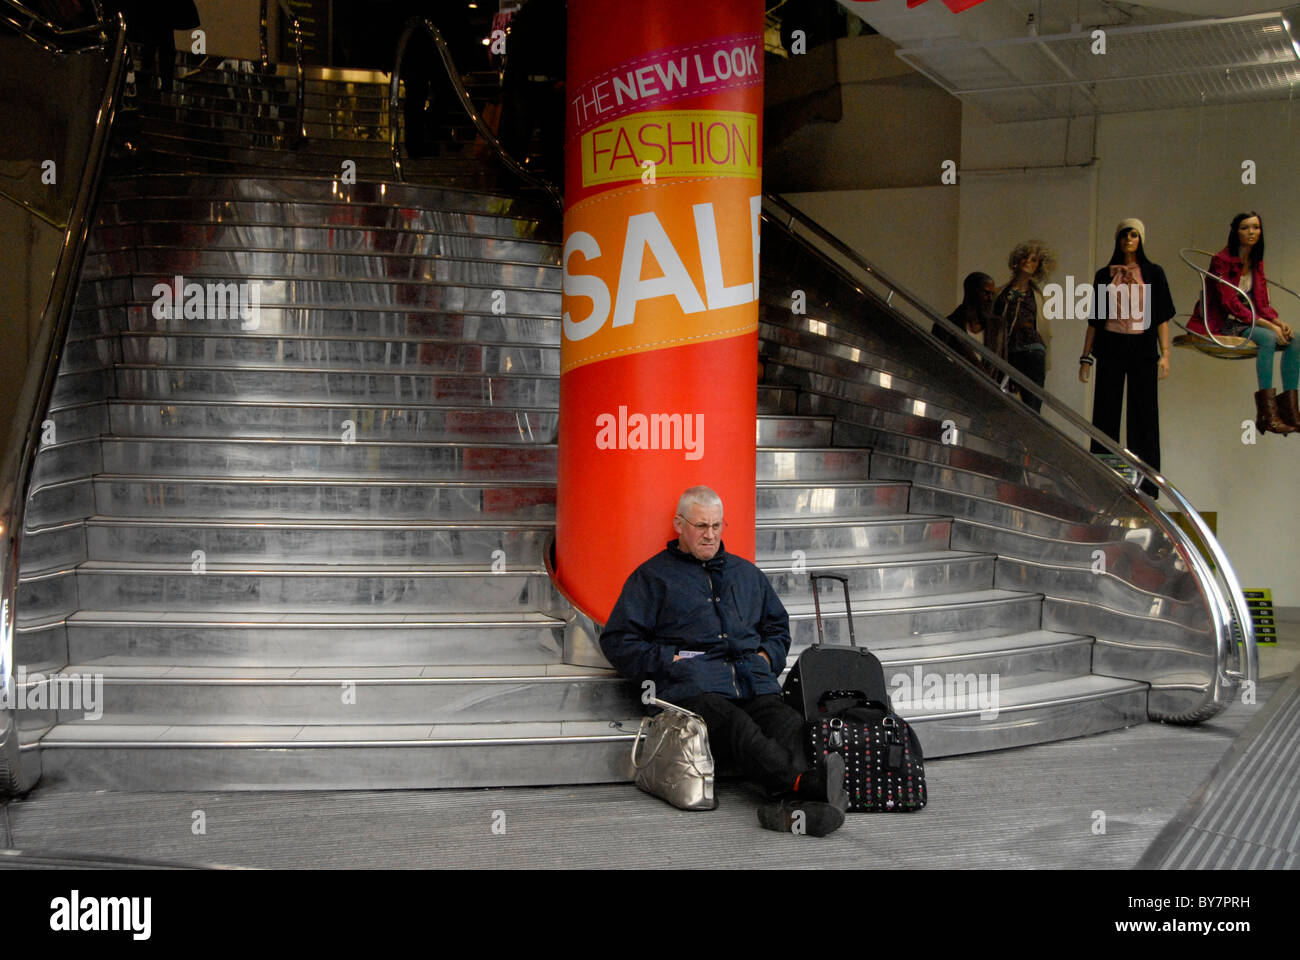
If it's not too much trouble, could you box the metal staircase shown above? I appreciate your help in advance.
[6,41,1252,791]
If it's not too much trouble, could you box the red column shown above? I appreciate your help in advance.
[556,0,764,622]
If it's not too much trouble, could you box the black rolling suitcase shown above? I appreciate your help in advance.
[782,573,891,719]
[784,574,928,812]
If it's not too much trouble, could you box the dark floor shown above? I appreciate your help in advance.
[2,628,1293,870]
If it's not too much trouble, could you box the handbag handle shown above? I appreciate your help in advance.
[630,698,705,770]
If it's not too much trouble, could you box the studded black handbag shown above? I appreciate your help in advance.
[807,704,927,813]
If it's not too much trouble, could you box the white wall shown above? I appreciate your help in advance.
[191,0,263,60]
[958,98,1300,604]
[782,185,959,315]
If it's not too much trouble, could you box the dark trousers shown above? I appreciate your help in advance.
[1090,339,1160,496]
[678,693,808,795]
[1008,344,1046,412]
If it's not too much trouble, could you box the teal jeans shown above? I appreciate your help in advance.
[1250,325,1300,392]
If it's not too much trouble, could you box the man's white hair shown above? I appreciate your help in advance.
[676,485,723,517]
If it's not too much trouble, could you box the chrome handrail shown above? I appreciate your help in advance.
[388,16,563,214]
[1177,247,1258,351]
[1,0,104,41]
[0,10,129,795]
[763,193,1257,719]
[257,0,306,141]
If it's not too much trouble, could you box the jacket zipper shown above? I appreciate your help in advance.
[729,662,740,697]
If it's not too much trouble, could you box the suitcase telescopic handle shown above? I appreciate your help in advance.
[810,573,856,648]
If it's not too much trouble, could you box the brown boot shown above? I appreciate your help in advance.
[1255,388,1297,435]
[1277,389,1300,429]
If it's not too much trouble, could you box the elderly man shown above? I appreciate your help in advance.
[600,486,847,835]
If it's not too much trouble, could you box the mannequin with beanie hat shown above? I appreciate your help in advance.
[1079,219,1176,498]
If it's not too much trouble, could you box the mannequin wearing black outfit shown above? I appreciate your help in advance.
[1080,219,1175,498]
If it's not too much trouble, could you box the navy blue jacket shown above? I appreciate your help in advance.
[599,541,792,704]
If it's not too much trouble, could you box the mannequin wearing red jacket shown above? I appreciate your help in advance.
[1200,212,1298,435]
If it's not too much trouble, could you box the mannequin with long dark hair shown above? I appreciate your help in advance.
[1199,212,1298,435]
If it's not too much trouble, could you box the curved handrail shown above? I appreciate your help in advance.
[1177,247,1258,353]
[0,0,104,41]
[0,10,129,795]
[388,16,563,214]
[257,0,306,142]
[763,193,1257,720]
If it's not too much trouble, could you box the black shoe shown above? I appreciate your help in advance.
[794,752,847,812]
[757,799,845,837]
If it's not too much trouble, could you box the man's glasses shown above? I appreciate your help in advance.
[677,516,725,533]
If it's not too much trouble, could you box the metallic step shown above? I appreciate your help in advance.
[102,274,563,313]
[97,193,551,236]
[773,366,1055,483]
[781,587,1043,645]
[755,415,833,447]
[755,480,912,519]
[111,247,560,289]
[35,720,636,791]
[755,515,951,558]
[88,223,560,266]
[49,337,119,375]
[62,561,557,614]
[873,630,1093,677]
[756,447,871,483]
[869,451,1094,525]
[995,549,1200,617]
[34,403,107,444]
[912,486,1106,542]
[950,515,1187,596]
[90,476,557,521]
[59,611,568,668]
[32,674,1148,789]
[50,664,630,726]
[51,368,115,407]
[902,676,1149,758]
[761,551,996,602]
[82,518,554,566]
[107,401,559,443]
[757,385,799,414]
[81,304,560,342]
[98,172,556,221]
[127,134,485,179]
[115,335,561,375]
[27,478,96,529]
[99,438,557,480]
[114,366,560,406]
[778,631,1095,687]
[98,199,549,241]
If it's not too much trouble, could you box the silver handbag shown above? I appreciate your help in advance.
[631,697,717,810]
